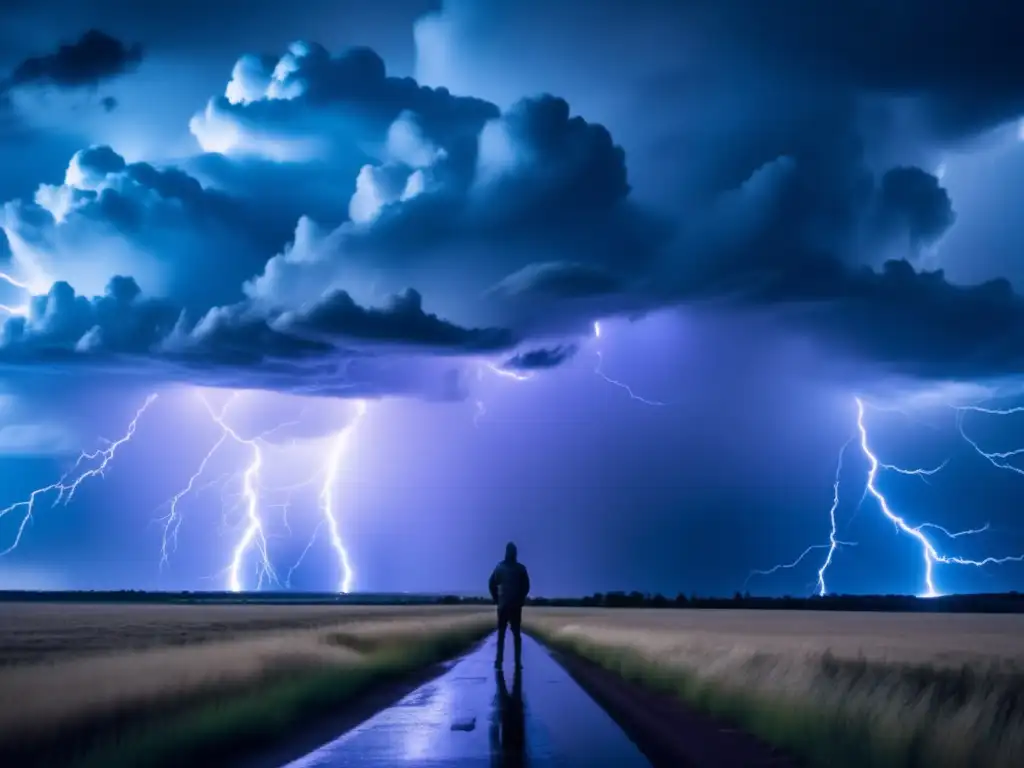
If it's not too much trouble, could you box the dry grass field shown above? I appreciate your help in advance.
[525,608,1024,768]
[0,602,492,768]
[0,602,485,665]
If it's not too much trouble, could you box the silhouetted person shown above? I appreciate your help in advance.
[489,666,526,767]
[488,541,530,668]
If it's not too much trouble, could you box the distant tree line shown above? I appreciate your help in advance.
[523,590,1024,613]
[3,589,1023,613]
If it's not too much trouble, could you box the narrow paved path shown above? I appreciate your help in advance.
[280,632,652,767]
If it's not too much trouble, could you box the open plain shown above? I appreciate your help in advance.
[0,602,493,768]
[525,608,1024,768]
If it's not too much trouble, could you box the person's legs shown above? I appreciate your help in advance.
[495,606,509,666]
[509,606,523,668]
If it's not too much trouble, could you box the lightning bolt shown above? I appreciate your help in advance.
[592,321,664,406]
[157,392,368,593]
[955,403,1024,476]
[0,394,157,556]
[471,319,664,426]
[194,393,279,593]
[751,396,1024,598]
[318,399,368,594]
[471,362,532,426]
[0,271,32,317]
[286,521,322,588]
[747,438,856,595]
[484,363,533,383]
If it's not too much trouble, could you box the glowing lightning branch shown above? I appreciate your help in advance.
[472,362,532,427]
[195,394,279,593]
[815,438,855,595]
[0,394,157,556]
[159,393,370,593]
[0,271,32,291]
[747,438,856,595]
[157,429,229,569]
[855,397,1023,597]
[319,400,368,594]
[484,363,533,383]
[0,271,31,317]
[955,404,1024,477]
[855,397,948,597]
[592,321,664,406]
[472,319,665,426]
[750,397,1024,598]
[286,521,323,588]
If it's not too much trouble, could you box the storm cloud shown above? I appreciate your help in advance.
[0,276,515,399]
[2,2,1024,399]
[6,29,142,90]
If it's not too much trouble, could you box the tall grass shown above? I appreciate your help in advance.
[0,610,493,768]
[526,610,1024,768]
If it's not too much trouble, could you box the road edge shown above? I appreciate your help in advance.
[233,634,492,768]
[537,635,797,768]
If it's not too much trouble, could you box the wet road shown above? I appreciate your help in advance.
[279,632,652,767]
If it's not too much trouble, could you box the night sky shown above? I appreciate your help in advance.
[2,0,1024,599]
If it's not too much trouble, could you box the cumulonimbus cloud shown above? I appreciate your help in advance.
[3,16,1024,400]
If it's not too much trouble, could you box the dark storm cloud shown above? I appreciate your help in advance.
[180,40,667,338]
[405,0,1024,387]
[7,29,142,90]
[489,262,624,301]
[658,150,1024,380]
[0,0,437,64]
[689,0,1024,141]
[276,287,514,352]
[873,167,956,250]
[501,344,578,372]
[0,277,513,399]
[425,0,1024,147]
[6,3,1024,393]
[724,259,1024,381]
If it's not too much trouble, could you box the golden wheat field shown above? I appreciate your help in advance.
[526,608,1024,767]
[0,602,492,765]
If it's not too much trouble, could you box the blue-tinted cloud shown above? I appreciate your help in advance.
[2,17,1024,398]
[1,145,285,308]
[6,29,142,90]
[501,344,578,372]
[0,276,515,399]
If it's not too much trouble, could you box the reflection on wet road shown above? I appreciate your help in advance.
[280,633,651,767]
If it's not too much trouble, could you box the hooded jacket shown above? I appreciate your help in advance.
[489,542,530,610]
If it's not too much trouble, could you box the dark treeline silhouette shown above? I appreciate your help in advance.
[2,589,1024,613]
[527,590,1024,613]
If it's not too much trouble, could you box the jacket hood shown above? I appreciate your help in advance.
[504,541,518,562]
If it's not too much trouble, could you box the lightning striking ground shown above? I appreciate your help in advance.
[747,438,856,595]
[157,392,369,593]
[319,400,368,593]
[0,394,158,556]
[194,393,279,593]
[751,396,1024,598]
